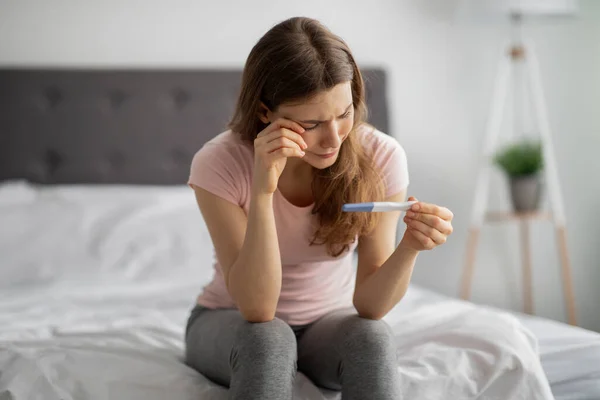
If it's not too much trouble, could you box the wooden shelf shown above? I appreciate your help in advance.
[485,211,552,222]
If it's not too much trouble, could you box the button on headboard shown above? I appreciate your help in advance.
[0,68,389,185]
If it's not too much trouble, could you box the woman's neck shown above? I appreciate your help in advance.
[278,158,314,206]
[281,157,313,184]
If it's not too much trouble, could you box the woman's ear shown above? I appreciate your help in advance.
[258,102,271,124]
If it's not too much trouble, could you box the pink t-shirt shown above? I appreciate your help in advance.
[188,125,409,325]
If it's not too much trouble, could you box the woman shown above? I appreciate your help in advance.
[185,16,453,400]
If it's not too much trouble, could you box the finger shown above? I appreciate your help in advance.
[411,202,453,221]
[405,211,453,235]
[406,227,436,250]
[408,196,418,201]
[404,216,446,244]
[262,136,304,154]
[264,129,308,150]
[257,128,308,150]
[267,147,306,160]
[257,118,305,138]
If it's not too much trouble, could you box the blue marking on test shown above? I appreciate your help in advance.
[342,203,375,212]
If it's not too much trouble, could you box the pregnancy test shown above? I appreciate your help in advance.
[342,201,418,213]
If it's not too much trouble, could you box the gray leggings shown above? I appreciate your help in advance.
[184,305,401,400]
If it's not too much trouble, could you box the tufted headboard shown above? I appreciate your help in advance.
[0,68,389,185]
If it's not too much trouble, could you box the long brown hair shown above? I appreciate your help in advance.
[229,17,385,257]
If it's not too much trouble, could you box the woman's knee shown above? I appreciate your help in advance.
[334,316,401,398]
[337,315,396,356]
[232,317,297,366]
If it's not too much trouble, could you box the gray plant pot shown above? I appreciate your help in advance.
[510,174,543,212]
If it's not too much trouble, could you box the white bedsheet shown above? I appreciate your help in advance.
[1,181,598,400]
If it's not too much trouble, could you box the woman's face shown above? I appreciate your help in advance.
[267,82,354,169]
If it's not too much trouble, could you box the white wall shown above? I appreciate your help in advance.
[1,0,599,332]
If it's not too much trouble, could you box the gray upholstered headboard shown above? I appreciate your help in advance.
[0,68,389,185]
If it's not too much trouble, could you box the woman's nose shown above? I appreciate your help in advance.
[321,122,341,149]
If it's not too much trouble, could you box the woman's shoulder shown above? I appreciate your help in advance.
[355,123,410,194]
[192,130,253,163]
[189,130,254,179]
[355,123,404,157]
[188,130,253,206]
[201,130,253,151]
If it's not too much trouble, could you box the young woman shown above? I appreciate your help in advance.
[185,16,453,400]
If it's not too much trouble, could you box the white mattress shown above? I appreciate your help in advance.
[1,181,599,400]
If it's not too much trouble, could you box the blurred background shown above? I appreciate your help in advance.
[1,0,599,333]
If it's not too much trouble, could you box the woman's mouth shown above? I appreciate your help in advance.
[314,150,338,159]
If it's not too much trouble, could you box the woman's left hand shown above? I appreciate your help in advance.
[400,196,454,252]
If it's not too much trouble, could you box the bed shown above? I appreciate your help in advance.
[1,68,599,400]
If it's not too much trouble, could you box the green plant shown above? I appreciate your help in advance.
[494,140,544,177]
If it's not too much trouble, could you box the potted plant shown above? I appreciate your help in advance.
[494,139,544,212]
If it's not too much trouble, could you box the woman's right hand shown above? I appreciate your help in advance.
[252,119,308,195]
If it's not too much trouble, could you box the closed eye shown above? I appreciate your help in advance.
[300,105,353,130]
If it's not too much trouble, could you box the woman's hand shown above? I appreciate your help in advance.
[252,118,308,195]
[400,196,454,252]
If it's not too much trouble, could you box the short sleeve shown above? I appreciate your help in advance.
[362,128,409,198]
[380,140,409,197]
[188,143,247,206]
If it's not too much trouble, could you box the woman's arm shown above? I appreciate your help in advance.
[352,191,415,320]
[352,191,453,320]
[192,120,307,323]
[228,191,282,322]
[193,187,282,323]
